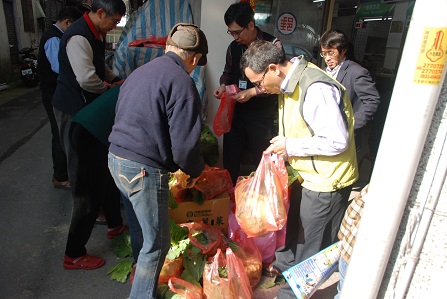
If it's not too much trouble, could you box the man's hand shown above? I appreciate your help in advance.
[233,88,256,103]
[185,176,199,189]
[213,84,225,99]
[264,136,287,157]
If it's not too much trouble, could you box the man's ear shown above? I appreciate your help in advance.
[268,63,280,76]
[191,53,201,66]
[97,8,106,19]
[248,20,255,30]
[64,19,71,28]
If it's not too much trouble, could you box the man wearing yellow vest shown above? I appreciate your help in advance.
[241,40,359,299]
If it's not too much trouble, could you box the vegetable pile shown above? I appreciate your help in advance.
[108,221,262,299]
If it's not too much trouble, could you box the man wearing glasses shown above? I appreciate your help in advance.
[213,2,284,186]
[320,29,380,152]
[241,40,358,299]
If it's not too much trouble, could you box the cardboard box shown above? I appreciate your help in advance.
[169,192,230,233]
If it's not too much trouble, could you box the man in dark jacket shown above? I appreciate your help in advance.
[108,23,208,299]
[213,2,285,185]
[52,0,126,271]
[37,6,82,189]
[320,29,380,151]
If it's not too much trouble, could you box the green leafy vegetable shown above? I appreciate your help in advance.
[167,220,191,260]
[111,232,133,258]
[106,260,133,283]
[192,231,209,245]
[223,236,239,254]
[200,124,218,166]
[168,175,179,209]
[181,246,206,285]
[286,165,301,186]
[157,284,185,299]
[166,238,190,260]
[157,284,175,299]
[191,188,205,205]
[218,266,228,278]
[168,190,179,209]
[170,220,189,244]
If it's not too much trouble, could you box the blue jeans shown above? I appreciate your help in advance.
[334,256,348,299]
[108,153,170,299]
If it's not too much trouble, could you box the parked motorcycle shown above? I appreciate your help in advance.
[18,47,39,86]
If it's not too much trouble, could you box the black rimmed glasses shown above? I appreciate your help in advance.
[107,15,121,25]
[227,27,246,38]
[252,67,269,89]
[320,49,338,58]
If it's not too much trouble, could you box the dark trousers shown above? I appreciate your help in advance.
[274,182,352,299]
[223,110,275,185]
[41,90,67,181]
[54,108,123,258]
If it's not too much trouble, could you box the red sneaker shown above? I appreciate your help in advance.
[63,254,105,270]
[107,225,129,239]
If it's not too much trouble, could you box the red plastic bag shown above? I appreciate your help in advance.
[228,209,275,264]
[203,248,253,299]
[235,154,289,237]
[229,226,263,288]
[168,277,203,299]
[128,34,167,47]
[213,85,239,137]
[169,170,190,203]
[158,257,183,284]
[169,166,233,204]
[194,166,233,200]
[181,222,225,257]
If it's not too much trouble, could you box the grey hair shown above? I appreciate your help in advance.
[165,45,196,60]
[240,40,286,74]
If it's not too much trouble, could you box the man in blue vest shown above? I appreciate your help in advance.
[241,40,358,299]
[52,0,126,270]
[37,6,83,190]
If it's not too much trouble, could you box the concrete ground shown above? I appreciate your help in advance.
[0,82,369,299]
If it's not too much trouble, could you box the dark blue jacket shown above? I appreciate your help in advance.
[109,52,205,178]
[336,59,380,129]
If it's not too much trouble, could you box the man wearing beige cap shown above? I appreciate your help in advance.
[108,23,207,299]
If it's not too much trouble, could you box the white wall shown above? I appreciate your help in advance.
[201,0,235,167]
[186,0,202,26]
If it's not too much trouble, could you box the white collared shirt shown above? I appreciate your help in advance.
[280,56,301,94]
[282,57,349,157]
[325,58,346,79]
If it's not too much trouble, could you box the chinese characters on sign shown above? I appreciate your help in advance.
[277,12,296,35]
[414,28,447,85]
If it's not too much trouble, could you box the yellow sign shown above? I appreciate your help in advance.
[414,28,447,85]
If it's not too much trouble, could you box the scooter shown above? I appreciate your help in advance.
[18,47,39,86]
